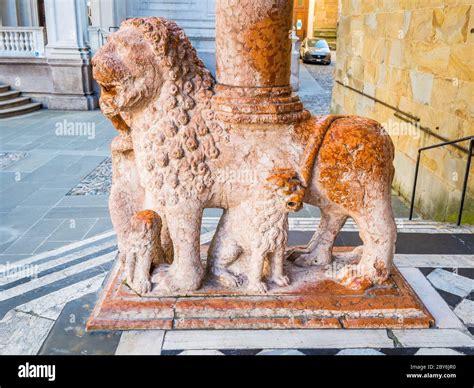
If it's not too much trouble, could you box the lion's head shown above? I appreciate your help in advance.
[92,17,212,124]
[266,169,305,212]
[94,17,219,203]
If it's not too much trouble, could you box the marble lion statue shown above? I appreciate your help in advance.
[92,17,396,293]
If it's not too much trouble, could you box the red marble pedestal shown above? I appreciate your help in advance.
[87,247,434,331]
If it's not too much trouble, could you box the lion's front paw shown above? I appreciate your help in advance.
[215,271,242,289]
[158,269,203,292]
[248,281,269,294]
[294,250,332,267]
[270,274,290,287]
[294,253,321,267]
[333,246,363,262]
[132,278,152,295]
[294,253,313,267]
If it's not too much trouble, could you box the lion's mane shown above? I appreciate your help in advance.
[120,17,223,205]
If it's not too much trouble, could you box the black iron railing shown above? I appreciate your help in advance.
[97,26,119,47]
[409,135,474,226]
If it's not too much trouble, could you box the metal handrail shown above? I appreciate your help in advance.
[409,135,474,226]
[97,26,119,47]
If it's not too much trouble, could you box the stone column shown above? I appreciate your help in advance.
[1,0,19,26]
[89,0,125,29]
[213,0,309,124]
[17,0,40,26]
[307,0,316,38]
[1,0,40,27]
[44,0,97,110]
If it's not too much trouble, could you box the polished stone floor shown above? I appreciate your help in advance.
[0,110,115,263]
[0,228,472,355]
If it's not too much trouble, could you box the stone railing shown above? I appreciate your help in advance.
[0,27,46,58]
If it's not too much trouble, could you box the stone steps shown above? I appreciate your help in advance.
[0,84,10,93]
[314,28,337,37]
[0,96,33,110]
[0,102,43,119]
[313,28,337,50]
[0,84,42,118]
[0,90,21,101]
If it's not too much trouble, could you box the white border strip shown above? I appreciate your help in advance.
[395,255,474,268]
[398,268,465,329]
[203,217,474,234]
[0,240,118,285]
[162,329,394,350]
[0,252,115,302]
[0,230,116,272]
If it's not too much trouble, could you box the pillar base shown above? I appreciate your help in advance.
[212,85,311,124]
[45,46,97,110]
[87,247,434,331]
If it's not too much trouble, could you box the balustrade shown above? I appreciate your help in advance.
[0,27,45,57]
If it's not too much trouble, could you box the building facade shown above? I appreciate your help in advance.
[291,0,339,44]
[0,0,216,110]
[1,0,97,110]
[312,0,339,48]
[332,0,473,223]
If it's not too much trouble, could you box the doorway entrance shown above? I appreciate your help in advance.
[293,0,309,40]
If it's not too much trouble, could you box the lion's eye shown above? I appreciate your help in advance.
[102,84,115,93]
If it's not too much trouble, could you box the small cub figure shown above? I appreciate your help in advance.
[208,169,304,293]
[124,210,164,294]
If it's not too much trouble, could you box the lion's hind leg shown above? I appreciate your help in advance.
[335,197,396,290]
[290,209,347,267]
[268,247,290,287]
[247,249,269,294]
[208,238,243,288]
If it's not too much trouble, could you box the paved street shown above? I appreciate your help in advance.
[300,52,336,115]
[0,110,115,264]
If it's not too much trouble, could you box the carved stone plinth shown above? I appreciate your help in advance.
[87,247,433,330]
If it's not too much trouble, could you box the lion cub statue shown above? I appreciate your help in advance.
[123,210,165,294]
[208,169,304,293]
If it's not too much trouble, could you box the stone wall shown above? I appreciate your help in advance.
[332,0,473,223]
[313,0,339,29]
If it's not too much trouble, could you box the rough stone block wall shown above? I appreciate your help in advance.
[331,0,473,223]
[314,0,339,29]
